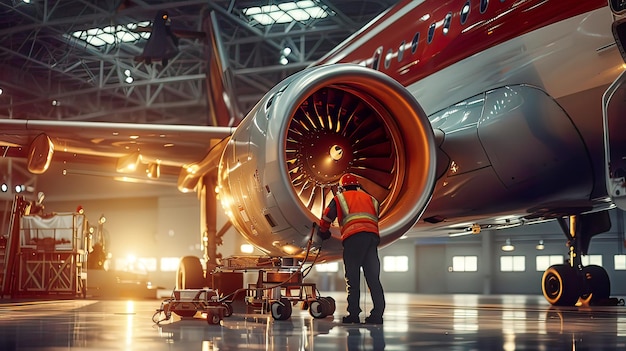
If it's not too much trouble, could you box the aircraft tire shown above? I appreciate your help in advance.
[176,256,205,290]
[542,264,580,306]
[578,265,610,305]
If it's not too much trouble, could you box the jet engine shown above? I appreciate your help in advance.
[218,64,437,261]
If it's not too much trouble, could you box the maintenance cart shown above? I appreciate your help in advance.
[153,289,233,325]
[153,257,336,325]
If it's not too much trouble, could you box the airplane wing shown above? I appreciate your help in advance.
[0,119,234,189]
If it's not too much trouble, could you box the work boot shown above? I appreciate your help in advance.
[342,315,360,324]
[364,315,383,325]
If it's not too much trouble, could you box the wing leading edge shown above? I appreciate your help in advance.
[0,119,234,191]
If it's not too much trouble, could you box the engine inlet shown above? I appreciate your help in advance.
[285,86,398,217]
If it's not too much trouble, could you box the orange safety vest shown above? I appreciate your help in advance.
[335,190,380,241]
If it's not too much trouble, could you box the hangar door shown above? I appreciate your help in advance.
[415,245,446,293]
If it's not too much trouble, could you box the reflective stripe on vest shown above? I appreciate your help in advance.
[336,192,379,227]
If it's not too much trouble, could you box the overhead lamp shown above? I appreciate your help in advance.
[146,163,160,179]
[124,69,134,84]
[116,152,141,172]
[1,183,8,192]
[501,238,515,252]
[536,240,545,250]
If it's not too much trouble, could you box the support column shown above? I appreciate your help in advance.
[481,230,494,294]
[200,174,221,275]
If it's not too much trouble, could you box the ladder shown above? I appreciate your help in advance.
[0,196,26,298]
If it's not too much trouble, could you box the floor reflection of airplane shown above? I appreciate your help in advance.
[1,0,626,307]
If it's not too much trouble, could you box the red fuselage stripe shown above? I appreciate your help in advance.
[316,0,607,87]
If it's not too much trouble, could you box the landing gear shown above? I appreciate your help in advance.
[540,212,611,306]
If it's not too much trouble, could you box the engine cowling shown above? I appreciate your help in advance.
[218,64,437,261]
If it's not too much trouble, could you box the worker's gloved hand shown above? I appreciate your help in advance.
[317,228,331,241]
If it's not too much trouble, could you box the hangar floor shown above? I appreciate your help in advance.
[0,293,625,350]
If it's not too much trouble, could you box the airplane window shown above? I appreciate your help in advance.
[372,46,383,70]
[427,23,436,43]
[398,40,405,61]
[480,0,489,14]
[384,48,393,69]
[443,12,452,35]
[411,33,420,54]
[460,1,470,25]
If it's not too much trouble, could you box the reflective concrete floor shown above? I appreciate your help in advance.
[1,292,626,350]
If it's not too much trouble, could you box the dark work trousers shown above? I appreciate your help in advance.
[342,231,385,318]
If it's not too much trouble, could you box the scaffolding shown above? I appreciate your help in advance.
[16,212,87,297]
[0,196,87,298]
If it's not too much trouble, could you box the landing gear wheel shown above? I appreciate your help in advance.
[578,265,610,305]
[206,311,221,325]
[542,264,580,306]
[271,298,292,320]
[176,256,205,289]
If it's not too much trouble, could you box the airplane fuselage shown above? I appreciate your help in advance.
[317,0,623,231]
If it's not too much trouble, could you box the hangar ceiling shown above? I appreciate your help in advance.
[0,0,400,126]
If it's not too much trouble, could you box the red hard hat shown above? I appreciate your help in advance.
[339,173,360,187]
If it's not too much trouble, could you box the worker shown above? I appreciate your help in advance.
[317,173,385,324]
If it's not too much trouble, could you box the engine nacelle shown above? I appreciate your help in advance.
[218,64,437,261]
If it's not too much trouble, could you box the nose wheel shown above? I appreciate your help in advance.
[541,213,612,306]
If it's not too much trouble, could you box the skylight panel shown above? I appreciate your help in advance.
[243,1,330,25]
[70,22,150,47]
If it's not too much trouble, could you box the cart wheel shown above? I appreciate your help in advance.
[222,303,233,317]
[309,299,328,319]
[206,311,221,325]
[322,296,336,315]
[271,298,292,320]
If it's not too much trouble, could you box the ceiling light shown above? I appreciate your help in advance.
[69,22,150,48]
[243,1,331,26]
[116,152,141,173]
[536,240,545,250]
[279,56,289,65]
[501,238,515,252]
